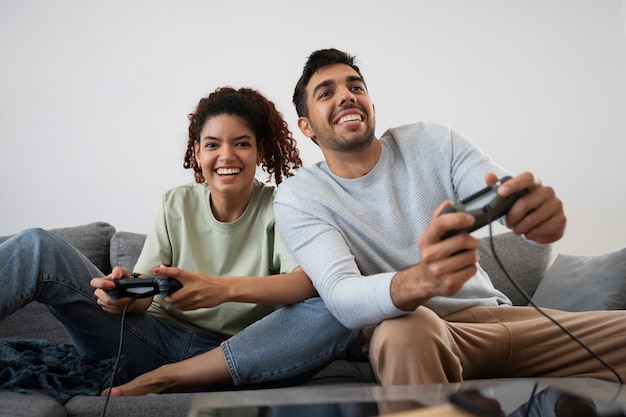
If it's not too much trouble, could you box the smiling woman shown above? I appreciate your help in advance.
[0,86,361,399]
[194,113,263,222]
[184,87,301,222]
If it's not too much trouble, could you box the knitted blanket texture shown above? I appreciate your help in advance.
[0,338,125,403]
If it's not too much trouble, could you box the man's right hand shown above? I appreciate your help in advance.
[390,201,480,311]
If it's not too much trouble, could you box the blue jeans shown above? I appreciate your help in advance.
[0,228,359,387]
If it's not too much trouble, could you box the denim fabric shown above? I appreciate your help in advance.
[222,297,358,386]
[0,228,356,386]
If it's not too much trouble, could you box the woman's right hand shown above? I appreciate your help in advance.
[91,267,144,315]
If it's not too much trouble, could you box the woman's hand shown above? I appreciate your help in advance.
[152,265,230,311]
[153,264,317,310]
[90,267,151,314]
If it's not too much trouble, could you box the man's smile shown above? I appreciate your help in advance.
[333,109,365,125]
[337,114,362,124]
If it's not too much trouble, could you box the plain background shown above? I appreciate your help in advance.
[1,0,625,256]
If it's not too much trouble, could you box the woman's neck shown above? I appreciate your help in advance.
[209,185,254,223]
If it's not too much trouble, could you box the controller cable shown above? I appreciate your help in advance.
[484,206,623,416]
[101,297,133,417]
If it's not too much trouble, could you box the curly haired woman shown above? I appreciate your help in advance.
[0,87,357,396]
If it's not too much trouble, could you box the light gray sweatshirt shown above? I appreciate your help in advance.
[274,122,512,329]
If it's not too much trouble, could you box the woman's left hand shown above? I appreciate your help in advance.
[152,265,228,310]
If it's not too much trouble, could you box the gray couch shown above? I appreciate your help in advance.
[1,221,624,417]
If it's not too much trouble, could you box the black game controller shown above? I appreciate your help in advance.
[109,275,183,300]
[440,176,528,239]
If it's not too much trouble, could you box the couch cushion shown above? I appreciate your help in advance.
[0,390,67,417]
[0,222,116,344]
[65,392,193,417]
[109,231,147,272]
[478,232,554,306]
[530,247,626,311]
[0,222,116,275]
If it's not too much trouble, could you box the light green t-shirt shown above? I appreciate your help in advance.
[134,179,299,340]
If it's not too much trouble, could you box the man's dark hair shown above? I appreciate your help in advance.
[292,48,366,117]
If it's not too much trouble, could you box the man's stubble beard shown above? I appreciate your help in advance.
[315,120,377,153]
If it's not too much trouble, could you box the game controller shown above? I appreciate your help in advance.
[108,275,183,300]
[440,176,528,239]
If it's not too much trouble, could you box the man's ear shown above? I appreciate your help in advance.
[297,117,315,139]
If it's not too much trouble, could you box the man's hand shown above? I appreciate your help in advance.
[390,201,481,311]
[488,171,566,244]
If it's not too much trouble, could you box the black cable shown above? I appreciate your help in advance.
[485,206,624,385]
[101,298,134,417]
[523,382,539,417]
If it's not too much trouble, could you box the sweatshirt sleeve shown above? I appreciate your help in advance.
[274,185,405,329]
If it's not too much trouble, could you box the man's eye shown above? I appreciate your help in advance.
[318,91,331,99]
[351,86,364,92]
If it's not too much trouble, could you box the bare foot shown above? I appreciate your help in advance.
[100,372,170,397]
[101,387,124,397]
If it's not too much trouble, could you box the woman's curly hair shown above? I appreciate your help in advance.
[183,87,302,185]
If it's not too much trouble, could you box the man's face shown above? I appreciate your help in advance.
[298,63,376,153]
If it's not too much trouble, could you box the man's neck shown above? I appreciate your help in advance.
[323,139,382,179]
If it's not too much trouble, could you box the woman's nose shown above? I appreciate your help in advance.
[219,144,235,161]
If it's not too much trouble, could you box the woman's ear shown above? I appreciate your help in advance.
[256,140,263,164]
[193,141,201,163]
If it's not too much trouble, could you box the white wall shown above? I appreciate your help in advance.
[1,0,625,256]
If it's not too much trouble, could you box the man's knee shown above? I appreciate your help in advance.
[371,307,447,349]
[368,308,460,384]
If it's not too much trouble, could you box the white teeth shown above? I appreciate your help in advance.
[216,168,241,175]
[339,114,362,124]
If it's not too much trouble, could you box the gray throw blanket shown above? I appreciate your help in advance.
[0,338,126,403]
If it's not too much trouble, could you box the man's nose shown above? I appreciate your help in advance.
[338,86,356,105]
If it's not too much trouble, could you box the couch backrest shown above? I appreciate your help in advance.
[0,222,116,275]
[0,224,554,344]
[477,232,554,305]
[109,231,147,273]
[107,229,553,306]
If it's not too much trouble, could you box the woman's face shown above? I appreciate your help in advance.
[194,113,260,202]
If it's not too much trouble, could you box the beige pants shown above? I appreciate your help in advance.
[369,306,626,385]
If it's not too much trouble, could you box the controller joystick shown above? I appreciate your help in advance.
[157,276,182,297]
[109,276,182,300]
[440,176,528,239]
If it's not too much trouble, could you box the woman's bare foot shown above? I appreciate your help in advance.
[101,387,123,397]
[100,370,170,397]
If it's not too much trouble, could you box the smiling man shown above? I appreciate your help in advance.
[274,48,626,386]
